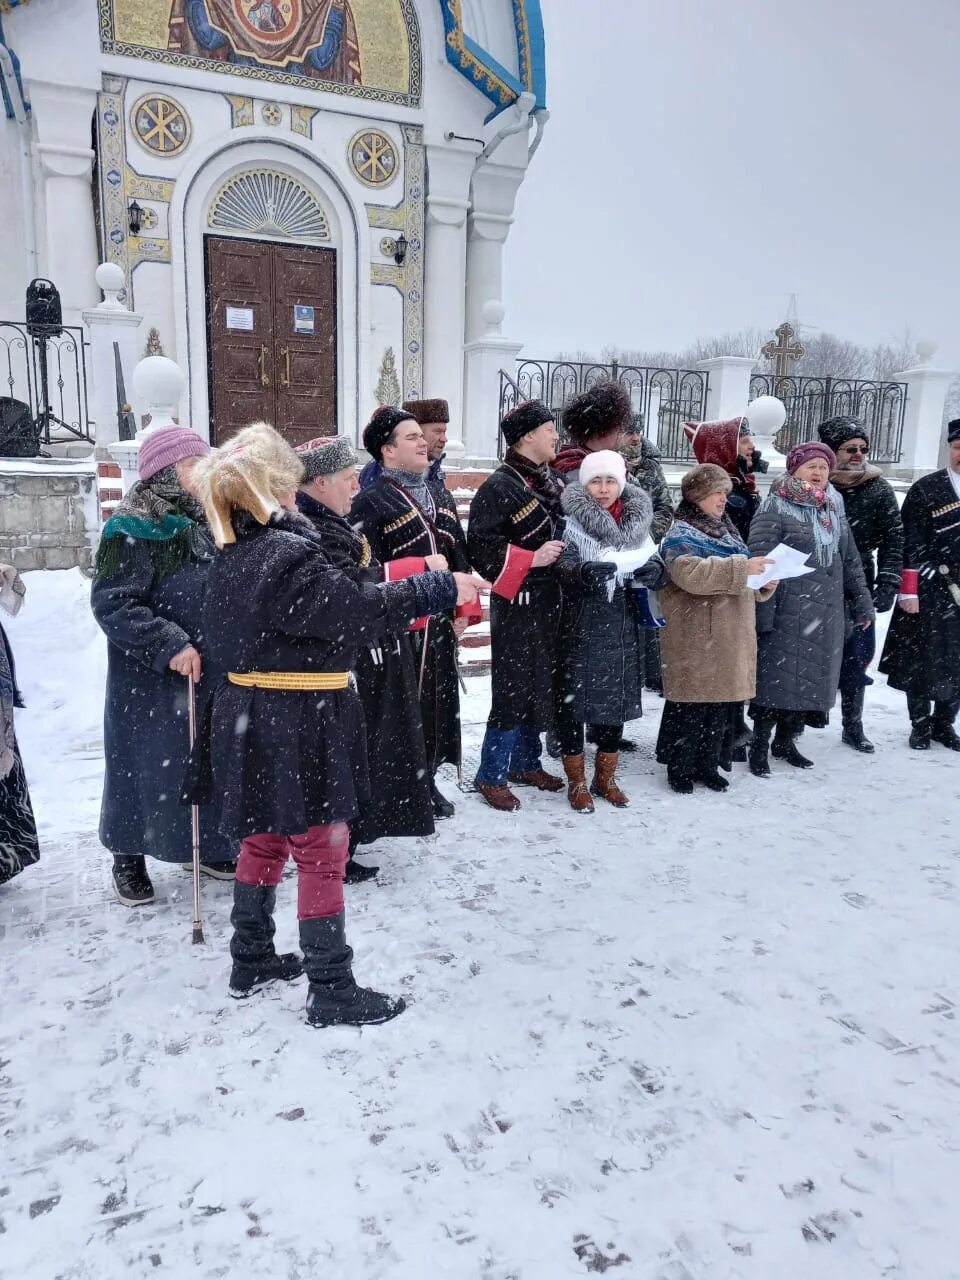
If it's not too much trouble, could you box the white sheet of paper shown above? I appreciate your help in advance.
[747,542,815,590]
[597,536,658,575]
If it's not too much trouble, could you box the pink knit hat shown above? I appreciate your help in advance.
[137,426,210,482]
[785,441,836,475]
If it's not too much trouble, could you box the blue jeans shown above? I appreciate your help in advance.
[475,726,543,786]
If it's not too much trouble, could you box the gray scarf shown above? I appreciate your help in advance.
[382,466,436,521]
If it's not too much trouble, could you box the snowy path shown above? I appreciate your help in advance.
[2,570,959,1279]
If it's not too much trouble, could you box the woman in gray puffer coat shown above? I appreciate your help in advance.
[556,451,665,813]
[747,442,874,775]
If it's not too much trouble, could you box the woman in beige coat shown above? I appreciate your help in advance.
[656,464,776,792]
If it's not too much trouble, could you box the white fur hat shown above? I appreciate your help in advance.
[579,449,626,494]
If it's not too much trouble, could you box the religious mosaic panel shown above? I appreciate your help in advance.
[99,0,421,107]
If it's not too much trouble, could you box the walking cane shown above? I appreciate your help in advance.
[187,674,205,945]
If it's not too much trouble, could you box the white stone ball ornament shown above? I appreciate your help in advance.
[744,395,787,435]
[132,356,187,436]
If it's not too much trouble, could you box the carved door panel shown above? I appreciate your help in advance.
[271,245,337,448]
[205,236,337,448]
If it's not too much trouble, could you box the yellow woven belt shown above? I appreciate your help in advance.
[228,671,349,691]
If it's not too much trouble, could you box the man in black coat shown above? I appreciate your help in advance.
[351,407,480,819]
[819,416,904,752]
[468,401,566,811]
[879,418,960,750]
[295,436,435,883]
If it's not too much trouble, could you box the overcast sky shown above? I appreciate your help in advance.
[502,0,960,369]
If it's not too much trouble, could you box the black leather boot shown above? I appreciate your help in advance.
[841,688,875,753]
[112,855,155,907]
[301,912,405,1028]
[228,883,303,998]
[430,780,455,819]
[748,709,775,778]
[932,701,960,750]
[907,694,932,749]
[771,712,814,768]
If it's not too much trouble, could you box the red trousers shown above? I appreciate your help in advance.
[236,822,347,920]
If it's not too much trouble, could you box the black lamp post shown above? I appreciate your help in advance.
[128,199,143,236]
[393,232,408,266]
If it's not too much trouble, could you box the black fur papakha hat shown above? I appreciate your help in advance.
[362,405,416,460]
[500,399,554,447]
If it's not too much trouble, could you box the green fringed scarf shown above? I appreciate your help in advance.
[94,512,201,580]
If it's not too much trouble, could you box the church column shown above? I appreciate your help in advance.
[422,144,476,434]
[461,162,525,462]
[27,81,100,318]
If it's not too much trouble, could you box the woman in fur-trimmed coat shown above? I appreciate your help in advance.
[555,450,664,812]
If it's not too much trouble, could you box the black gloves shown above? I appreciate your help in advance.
[633,555,666,589]
[580,561,617,590]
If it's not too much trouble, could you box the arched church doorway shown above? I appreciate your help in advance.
[202,169,338,446]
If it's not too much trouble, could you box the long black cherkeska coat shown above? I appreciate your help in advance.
[350,475,466,772]
[880,469,960,701]
[192,513,455,839]
[833,467,904,607]
[555,481,655,726]
[295,491,434,844]
[91,531,235,865]
[467,462,564,732]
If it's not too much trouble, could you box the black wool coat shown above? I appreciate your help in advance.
[879,469,960,701]
[295,492,434,843]
[832,468,904,608]
[192,513,455,838]
[467,463,564,731]
[91,531,236,864]
[350,475,465,771]
[556,482,656,726]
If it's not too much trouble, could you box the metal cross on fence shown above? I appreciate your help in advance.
[761,322,805,378]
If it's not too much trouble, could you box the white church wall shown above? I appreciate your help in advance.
[130,260,176,370]
[0,123,28,320]
[369,284,404,411]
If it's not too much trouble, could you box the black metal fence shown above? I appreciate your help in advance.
[749,373,907,463]
[0,320,93,449]
[498,359,709,462]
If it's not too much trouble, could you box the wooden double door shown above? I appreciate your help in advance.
[205,235,337,447]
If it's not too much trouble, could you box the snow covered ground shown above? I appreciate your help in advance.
[2,568,959,1279]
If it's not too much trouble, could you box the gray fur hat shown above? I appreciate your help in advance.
[295,435,358,479]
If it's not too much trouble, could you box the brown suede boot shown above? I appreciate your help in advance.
[562,754,594,814]
[591,752,629,807]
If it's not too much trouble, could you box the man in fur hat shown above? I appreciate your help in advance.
[294,436,436,881]
[468,401,566,811]
[351,407,480,819]
[817,416,903,752]
[879,418,960,750]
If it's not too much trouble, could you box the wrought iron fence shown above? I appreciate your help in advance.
[749,373,907,463]
[498,359,709,462]
[0,320,93,448]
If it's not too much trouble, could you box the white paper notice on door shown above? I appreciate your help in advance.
[225,306,254,332]
[294,305,315,334]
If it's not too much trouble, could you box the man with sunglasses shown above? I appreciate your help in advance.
[818,416,904,751]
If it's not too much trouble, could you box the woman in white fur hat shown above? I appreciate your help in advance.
[554,450,665,813]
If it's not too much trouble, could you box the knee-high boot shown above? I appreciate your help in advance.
[301,912,405,1028]
[748,708,776,778]
[841,687,875,753]
[229,883,303,998]
[907,693,932,749]
[932,699,960,750]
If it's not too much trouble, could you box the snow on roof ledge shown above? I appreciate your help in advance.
[0,457,97,475]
